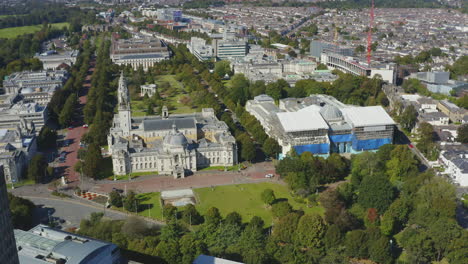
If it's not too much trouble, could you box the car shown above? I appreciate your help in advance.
[408,144,414,149]
[265,174,274,178]
[83,124,89,128]
[68,126,73,130]
[112,188,124,194]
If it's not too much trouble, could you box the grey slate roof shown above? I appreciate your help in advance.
[119,53,167,60]
[143,117,196,131]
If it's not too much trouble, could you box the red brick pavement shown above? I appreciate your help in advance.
[59,62,95,186]
[92,162,281,194]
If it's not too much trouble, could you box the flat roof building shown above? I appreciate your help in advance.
[14,225,123,264]
[246,94,396,156]
[111,37,170,71]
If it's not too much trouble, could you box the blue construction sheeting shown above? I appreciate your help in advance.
[352,137,392,151]
[294,143,330,155]
[330,134,353,143]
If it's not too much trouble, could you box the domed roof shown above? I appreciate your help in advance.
[21,87,34,94]
[320,104,342,121]
[163,124,188,147]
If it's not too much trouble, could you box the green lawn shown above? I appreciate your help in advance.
[198,165,242,172]
[0,22,69,39]
[136,192,163,220]
[131,75,199,116]
[7,179,35,189]
[195,182,324,225]
[132,182,323,225]
[108,171,158,181]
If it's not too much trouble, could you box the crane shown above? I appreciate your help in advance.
[367,0,375,66]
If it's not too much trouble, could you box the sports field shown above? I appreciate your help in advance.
[0,22,69,39]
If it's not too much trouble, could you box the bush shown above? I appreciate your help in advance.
[271,201,292,218]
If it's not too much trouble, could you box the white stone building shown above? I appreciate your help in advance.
[0,119,36,184]
[140,84,157,97]
[108,74,237,178]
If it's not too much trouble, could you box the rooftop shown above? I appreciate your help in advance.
[341,106,396,127]
[193,255,244,264]
[277,109,329,132]
[15,225,119,264]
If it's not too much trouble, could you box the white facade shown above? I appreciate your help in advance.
[440,151,468,186]
[108,74,237,178]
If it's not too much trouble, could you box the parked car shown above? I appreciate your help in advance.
[83,124,89,128]
[68,126,73,130]
[408,144,414,149]
[265,174,274,178]
[112,188,124,194]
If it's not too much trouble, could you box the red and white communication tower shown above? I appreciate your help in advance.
[367,0,375,66]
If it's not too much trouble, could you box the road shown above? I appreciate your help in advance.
[26,196,127,229]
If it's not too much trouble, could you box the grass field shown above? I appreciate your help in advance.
[107,171,158,181]
[0,22,69,39]
[133,182,324,225]
[7,179,35,189]
[131,75,200,116]
[136,192,163,220]
[195,183,324,225]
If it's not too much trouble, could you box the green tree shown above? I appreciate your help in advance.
[7,193,35,230]
[82,143,103,179]
[294,214,327,250]
[163,204,178,222]
[369,237,393,264]
[214,60,231,77]
[324,224,343,250]
[123,191,138,212]
[262,138,281,158]
[456,124,468,143]
[155,240,180,264]
[27,154,48,183]
[358,174,395,214]
[400,105,418,131]
[205,207,222,226]
[180,233,207,264]
[386,145,419,184]
[59,93,77,127]
[109,190,123,207]
[181,204,203,225]
[271,201,292,218]
[261,189,276,205]
[37,126,57,150]
[345,230,368,258]
[272,212,301,243]
[240,136,256,162]
[223,212,241,227]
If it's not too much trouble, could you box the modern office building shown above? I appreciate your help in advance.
[111,37,170,70]
[108,74,238,178]
[408,71,468,95]
[320,52,397,84]
[0,167,20,264]
[187,37,214,61]
[215,39,248,60]
[246,94,395,156]
[310,40,353,60]
[14,225,123,264]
